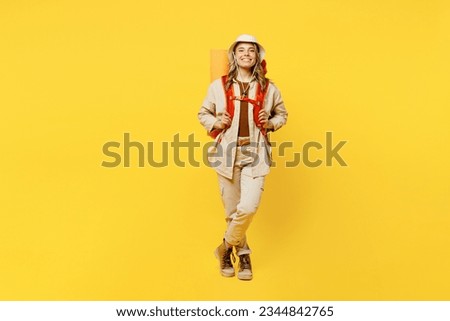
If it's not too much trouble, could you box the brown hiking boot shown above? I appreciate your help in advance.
[214,240,235,277]
[237,254,252,280]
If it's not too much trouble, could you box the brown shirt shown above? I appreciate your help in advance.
[237,81,250,137]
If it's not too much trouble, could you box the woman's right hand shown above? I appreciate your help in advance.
[214,111,231,129]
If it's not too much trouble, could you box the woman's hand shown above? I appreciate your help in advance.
[258,110,273,129]
[214,111,231,129]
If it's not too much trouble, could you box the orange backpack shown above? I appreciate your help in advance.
[209,73,269,139]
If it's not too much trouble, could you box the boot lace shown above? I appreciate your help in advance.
[239,254,251,270]
[222,247,233,268]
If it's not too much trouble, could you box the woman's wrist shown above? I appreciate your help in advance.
[264,120,274,130]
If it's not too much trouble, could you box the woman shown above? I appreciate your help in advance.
[198,34,288,280]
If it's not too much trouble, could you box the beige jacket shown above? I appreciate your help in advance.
[198,78,288,179]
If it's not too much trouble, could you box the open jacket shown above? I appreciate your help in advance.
[198,77,288,179]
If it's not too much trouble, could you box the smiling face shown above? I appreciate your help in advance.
[233,42,258,71]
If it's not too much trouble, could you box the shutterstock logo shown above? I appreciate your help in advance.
[101,132,348,168]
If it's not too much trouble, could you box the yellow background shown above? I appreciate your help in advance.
[1,0,449,300]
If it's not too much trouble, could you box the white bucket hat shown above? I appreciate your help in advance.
[227,34,266,62]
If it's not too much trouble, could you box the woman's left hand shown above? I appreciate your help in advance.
[258,110,273,129]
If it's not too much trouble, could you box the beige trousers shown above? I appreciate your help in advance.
[217,146,265,256]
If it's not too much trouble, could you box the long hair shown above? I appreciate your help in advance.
[225,43,268,91]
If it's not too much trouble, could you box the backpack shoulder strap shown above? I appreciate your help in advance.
[252,80,270,136]
[221,75,235,119]
[207,76,234,139]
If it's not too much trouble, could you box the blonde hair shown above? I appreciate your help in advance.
[225,43,268,91]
